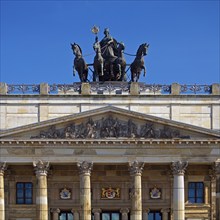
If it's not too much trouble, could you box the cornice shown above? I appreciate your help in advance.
[1,138,219,146]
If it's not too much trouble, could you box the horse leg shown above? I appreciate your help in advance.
[143,65,146,77]
[117,64,121,81]
[101,62,104,76]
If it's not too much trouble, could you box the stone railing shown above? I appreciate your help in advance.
[0,82,219,96]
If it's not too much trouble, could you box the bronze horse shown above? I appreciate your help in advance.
[130,43,149,82]
[93,41,104,81]
[114,42,126,81]
[71,43,88,82]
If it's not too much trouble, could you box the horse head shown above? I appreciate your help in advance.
[93,41,101,53]
[137,43,149,57]
[71,42,82,57]
[117,42,125,52]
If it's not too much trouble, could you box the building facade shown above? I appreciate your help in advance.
[0,82,220,220]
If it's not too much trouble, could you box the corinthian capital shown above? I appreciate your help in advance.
[209,161,220,180]
[171,161,188,175]
[129,161,144,175]
[0,162,7,175]
[77,161,93,175]
[214,160,220,175]
[33,160,50,176]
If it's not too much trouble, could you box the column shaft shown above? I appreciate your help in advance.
[173,175,185,219]
[171,161,188,220]
[0,172,5,220]
[0,163,6,220]
[132,174,142,219]
[129,161,144,220]
[215,161,220,220]
[81,174,91,219]
[33,160,50,220]
[77,161,93,220]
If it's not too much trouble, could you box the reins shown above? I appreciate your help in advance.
[82,44,137,58]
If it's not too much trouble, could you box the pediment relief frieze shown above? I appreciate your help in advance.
[31,116,190,140]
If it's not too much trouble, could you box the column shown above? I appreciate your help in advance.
[204,183,209,205]
[77,161,93,220]
[71,209,80,220]
[161,208,170,220]
[129,161,144,220]
[216,161,220,220]
[170,161,188,220]
[120,208,129,220]
[0,162,7,220]
[50,208,60,220]
[209,161,220,220]
[142,208,150,220]
[33,160,50,220]
[92,208,101,220]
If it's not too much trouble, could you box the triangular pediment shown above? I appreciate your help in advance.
[0,106,219,140]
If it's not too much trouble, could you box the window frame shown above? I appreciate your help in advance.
[59,211,73,220]
[148,210,162,220]
[16,182,33,204]
[101,211,122,220]
[188,182,204,204]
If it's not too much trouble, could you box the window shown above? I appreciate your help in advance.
[59,212,73,220]
[102,212,121,220]
[16,182,33,204]
[188,182,204,203]
[148,211,162,220]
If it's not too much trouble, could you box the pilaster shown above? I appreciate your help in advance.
[142,208,150,220]
[0,83,7,95]
[120,208,129,220]
[171,83,181,95]
[71,209,80,220]
[81,83,91,95]
[50,208,60,220]
[92,208,102,220]
[161,208,170,220]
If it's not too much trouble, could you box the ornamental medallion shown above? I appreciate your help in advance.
[149,186,161,199]
[101,186,120,199]
[60,187,71,200]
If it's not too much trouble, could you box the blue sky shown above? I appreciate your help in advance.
[0,0,219,84]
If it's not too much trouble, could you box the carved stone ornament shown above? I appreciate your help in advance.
[149,186,161,199]
[101,186,120,199]
[129,161,145,175]
[31,116,190,140]
[77,161,93,175]
[59,187,72,200]
[171,161,188,175]
[0,162,7,174]
[209,161,220,180]
[33,160,50,176]
[50,208,60,214]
